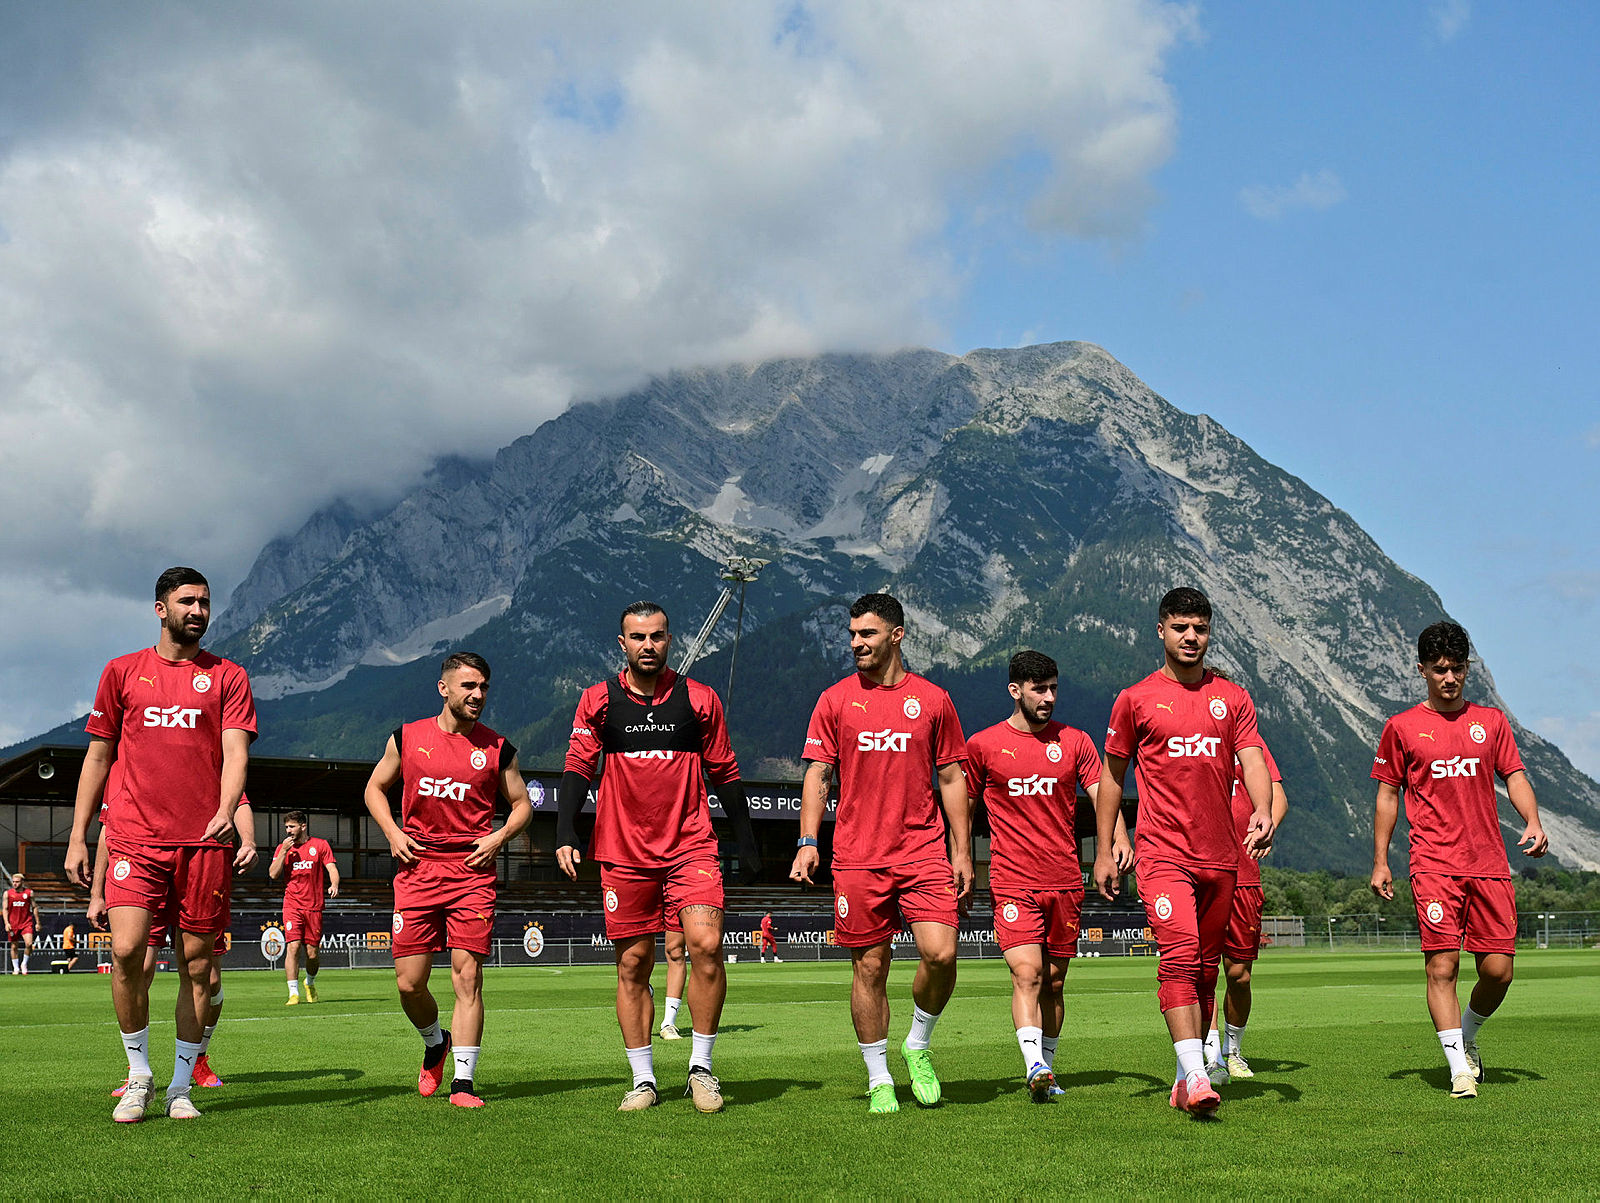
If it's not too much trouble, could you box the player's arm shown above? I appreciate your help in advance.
[1237,745,1275,857]
[556,690,603,879]
[66,737,115,887]
[202,727,252,844]
[465,754,535,870]
[789,760,831,886]
[1092,755,1129,900]
[718,780,764,885]
[1084,780,1135,872]
[87,827,111,929]
[1370,781,1400,899]
[268,832,295,879]
[325,846,342,897]
[937,760,974,904]
[232,798,258,873]
[555,769,591,879]
[364,735,422,864]
[1504,770,1548,858]
[1269,781,1288,833]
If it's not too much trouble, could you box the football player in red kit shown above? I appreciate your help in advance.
[5,873,40,975]
[1371,620,1546,1099]
[364,652,533,1109]
[269,810,340,1004]
[1093,587,1274,1116]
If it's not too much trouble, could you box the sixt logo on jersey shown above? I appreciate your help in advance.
[622,750,676,761]
[1166,734,1222,758]
[1430,756,1481,779]
[1007,775,1056,797]
[857,729,910,752]
[417,777,470,800]
[292,859,316,872]
[143,705,202,729]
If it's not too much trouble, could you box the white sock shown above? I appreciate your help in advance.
[287,979,299,997]
[690,1029,717,1073]
[122,1026,152,1077]
[1461,1005,1487,1046]
[199,1023,217,1056]
[169,1038,204,1095]
[1016,1025,1044,1072]
[1225,1021,1246,1056]
[210,988,224,1009]
[663,996,683,1027]
[859,1039,892,1090]
[416,1019,443,1048]
[1041,1034,1059,1069]
[1174,1037,1206,1086]
[1203,1028,1221,1064]
[625,1044,655,1088]
[453,1046,480,1084]
[905,1004,940,1051]
[1438,1027,1470,1076]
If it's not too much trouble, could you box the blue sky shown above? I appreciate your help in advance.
[0,1,1595,775]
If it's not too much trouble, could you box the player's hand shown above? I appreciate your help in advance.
[279,835,296,853]
[1518,822,1549,858]
[234,841,258,874]
[387,830,424,865]
[327,882,340,898]
[555,844,581,880]
[951,852,975,909]
[1244,813,1275,860]
[1370,863,1395,900]
[1093,851,1120,901]
[789,845,819,886]
[86,895,108,930]
[1112,834,1134,873]
[64,839,92,888]
[203,809,236,845]
[464,833,503,870]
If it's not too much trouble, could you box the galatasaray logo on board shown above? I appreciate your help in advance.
[836,894,849,919]
[1045,742,1062,763]
[191,672,212,694]
[523,922,545,958]
[605,889,619,913]
[1001,902,1019,923]
[392,911,405,934]
[260,924,286,960]
[1468,722,1486,745]
[470,748,488,771]
[1208,696,1228,720]
[113,859,132,882]
[903,696,922,720]
[1152,893,1173,921]
[1425,900,1445,925]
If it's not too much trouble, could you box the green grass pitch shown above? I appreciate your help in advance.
[3,949,1596,1197]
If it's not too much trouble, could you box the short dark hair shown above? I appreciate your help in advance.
[284,809,308,826]
[619,600,668,632]
[1009,649,1058,685]
[1417,621,1470,665]
[849,592,904,628]
[155,566,208,603]
[441,651,491,680]
[1159,587,1211,622]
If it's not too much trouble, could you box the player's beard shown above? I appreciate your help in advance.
[165,610,208,647]
[1028,700,1053,725]
[448,695,483,724]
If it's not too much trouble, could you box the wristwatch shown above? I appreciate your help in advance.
[796,835,819,849]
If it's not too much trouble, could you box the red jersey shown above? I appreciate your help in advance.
[1372,702,1523,878]
[396,718,514,857]
[760,915,774,938]
[86,648,257,846]
[1230,743,1282,887]
[1104,669,1263,871]
[5,888,34,929]
[803,671,966,870]
[565,669,739,868]
[965,719,1101,892]
[282,837,335,911]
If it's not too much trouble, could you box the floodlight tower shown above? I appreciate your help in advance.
[677,555,769,706]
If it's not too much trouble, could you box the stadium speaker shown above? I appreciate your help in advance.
[37,762,55,780]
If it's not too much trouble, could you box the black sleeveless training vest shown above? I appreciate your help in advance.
[601,675,704,755]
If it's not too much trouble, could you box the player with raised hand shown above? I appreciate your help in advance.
[1093,587,1274,1116]
[64,566,257,1123]
[556,601,761,1114]
[5,873,40,975]
[364,652,533,1110]
[269,809,340,1005]
[1370,621,1546,1100]
[965,650,1131,1102]
[790,593,972,1115]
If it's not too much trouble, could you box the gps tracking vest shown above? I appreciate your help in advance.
[602,676,704,759]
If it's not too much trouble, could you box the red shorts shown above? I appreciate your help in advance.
[392,858,496,957]
[1138,860,1236,1014]
[600,856,724,941]
[1411,872,1517,955]
[1224,884,1265,963]
[106,842,231,935]
[759,932,775,952]
[7,922,35,939]
[832,858,958,949]
[993,887,1083,958]
[283,907,325,947]
[149,899,231,954]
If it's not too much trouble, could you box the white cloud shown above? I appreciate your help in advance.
[1532,712,1600,782]
[0,1,1195,742]
[1240,169,1347,220]
[1431,0,1471,43]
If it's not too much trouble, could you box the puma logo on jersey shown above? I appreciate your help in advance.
[143,705,202,729]
[1156,702,1174,713]
[1000,748,1017,759]
[622,749,677,761]
[857,729,911,752]
[137,675,157,687]
[850,701,869,712]
[417,747,434,759]
[1430,756,1481,779]
[1007,774,1057,797]
[1418,731,1436,742]
[1166,734,1222,758]
[416,776,470,801]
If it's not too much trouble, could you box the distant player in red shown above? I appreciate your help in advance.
[268,809,340,1004]
[64,566,257,1123]
[790,593,972,1116]
[1204,734,1288,1083]
[365,651,533,1109]
[965,650,1132,1103]
[759,912,780,963]
[556,600,761,1114]
[1370,620,1546,1100]
[5,873,39,975]
[1093,587,1274,1116]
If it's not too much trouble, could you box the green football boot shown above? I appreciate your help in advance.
[867,1082,900,1114]
[900,1041,942,1107]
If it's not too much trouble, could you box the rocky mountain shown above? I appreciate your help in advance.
[21,342,1600,873]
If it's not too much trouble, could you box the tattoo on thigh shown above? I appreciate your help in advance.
[678,904,724,925]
